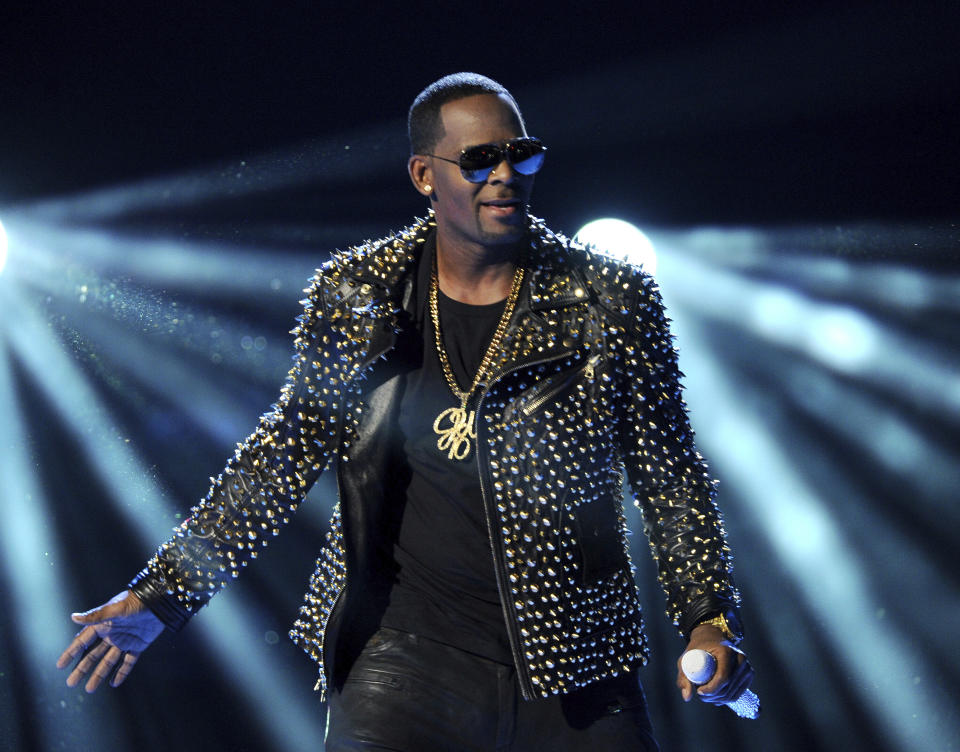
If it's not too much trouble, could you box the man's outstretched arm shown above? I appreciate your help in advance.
[56,590,163,693]
[55,258,371,693]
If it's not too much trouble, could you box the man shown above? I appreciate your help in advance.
[58,73,753,750]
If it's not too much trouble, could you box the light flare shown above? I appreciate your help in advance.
[575,218,657,274]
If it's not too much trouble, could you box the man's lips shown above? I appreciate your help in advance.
[481,198,524,216]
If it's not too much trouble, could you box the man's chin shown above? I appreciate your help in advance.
[479,212,528,243]
[478,228,527,247]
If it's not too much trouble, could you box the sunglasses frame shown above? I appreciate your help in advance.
[424,137,546,183]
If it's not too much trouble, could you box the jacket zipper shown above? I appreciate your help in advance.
[314,584,345,693]
[521,353,601,418]
[475,349,578,700]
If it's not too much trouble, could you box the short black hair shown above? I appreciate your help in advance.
[408,72,523,155]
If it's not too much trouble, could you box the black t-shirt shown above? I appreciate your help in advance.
[379,238,513,664]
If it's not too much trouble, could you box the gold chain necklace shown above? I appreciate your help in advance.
[430,251,524,461]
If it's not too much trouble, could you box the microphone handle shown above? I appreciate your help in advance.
[680,648,760,720]
[725,687,760,719]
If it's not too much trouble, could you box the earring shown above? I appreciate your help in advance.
[424,184,432,194]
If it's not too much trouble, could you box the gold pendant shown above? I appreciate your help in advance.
[433,405,477,461]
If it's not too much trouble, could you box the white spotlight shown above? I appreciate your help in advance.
[807,306,878,373]
[574,218,657,274]
[0,218,7,275]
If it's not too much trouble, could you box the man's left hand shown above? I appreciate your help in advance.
[675,624,754,704]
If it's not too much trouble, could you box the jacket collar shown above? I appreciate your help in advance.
[521,215,591,313]
[341,210,590,316]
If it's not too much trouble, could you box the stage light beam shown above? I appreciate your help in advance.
[656,239,960,416]
[0,217,8,275]
[1,263,325,751]
[667,313,954,752]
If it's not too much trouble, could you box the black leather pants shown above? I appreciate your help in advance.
[325,628,660,752]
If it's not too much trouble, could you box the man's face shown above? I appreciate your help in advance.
[427,93,535,250]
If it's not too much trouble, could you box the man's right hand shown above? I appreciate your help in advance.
[56,590,164,693]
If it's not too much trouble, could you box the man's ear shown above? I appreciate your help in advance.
[408,155,434,198]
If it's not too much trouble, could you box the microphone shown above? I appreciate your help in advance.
[680,649,760,719]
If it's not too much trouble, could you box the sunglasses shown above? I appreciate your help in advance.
[425,137,547,183]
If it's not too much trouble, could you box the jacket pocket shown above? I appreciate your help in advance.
[572,497,628,583]
[503,353,601,423]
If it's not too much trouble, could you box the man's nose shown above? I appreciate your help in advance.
[488,157,517,183]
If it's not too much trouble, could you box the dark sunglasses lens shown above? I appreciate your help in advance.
[459,145,500,182]
[512,151,545,175]
[460,167,495,182]
[460,144,501,168]
[507,139,546,175]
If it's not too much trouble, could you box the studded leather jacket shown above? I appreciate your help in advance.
[130,212,739,700]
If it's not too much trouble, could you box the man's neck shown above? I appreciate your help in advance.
[435,234,523,306]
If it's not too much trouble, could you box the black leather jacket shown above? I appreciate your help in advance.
[131,212,739,700]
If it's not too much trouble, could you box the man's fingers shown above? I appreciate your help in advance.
[60,634,138,691]
[698,670,728,695]
[698,655,754,704]
[70,609,99,624]
[676,671,694,702]
[697,649,740,696]
[66,640,108,688]
[111,651,140,687]
[70,592,139,626]
[85,645,124,694]
[56,626,98,669]
[70,605,112,625]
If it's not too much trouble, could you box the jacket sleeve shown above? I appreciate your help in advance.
[616,267,741,639]
[130,269,346,630]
